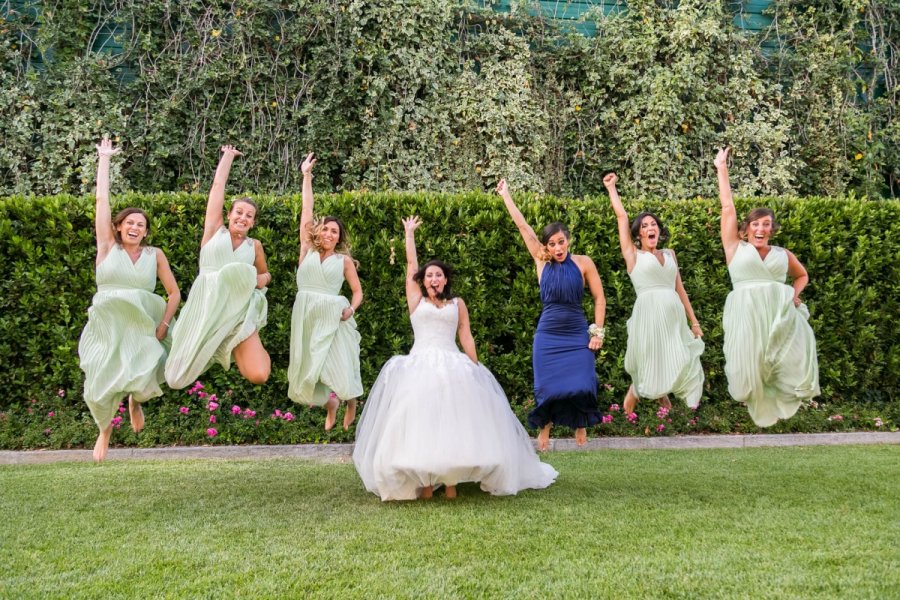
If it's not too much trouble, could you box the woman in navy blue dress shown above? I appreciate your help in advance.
[497,180,606,450]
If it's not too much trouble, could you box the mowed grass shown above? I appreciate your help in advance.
[1,446,897,599]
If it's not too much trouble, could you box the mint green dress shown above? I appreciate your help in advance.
[724,242,819,427]
[79,246,168,429]
[288,250,362,406]
[625,250,704,407]
[165,227,267,389]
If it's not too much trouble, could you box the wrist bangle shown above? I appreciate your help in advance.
[162,321,170,327]
[348,306,355,314]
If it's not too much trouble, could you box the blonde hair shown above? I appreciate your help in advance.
[304,216,355,260]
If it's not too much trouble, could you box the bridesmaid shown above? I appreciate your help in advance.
[79,137,180,462]
[287,153,363,431]
[164,145,271,388]
[715,147,819,426]
[604,173,704,414]
[497,179,605,450]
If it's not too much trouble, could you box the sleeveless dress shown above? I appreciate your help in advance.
[723,242,820,427]
[78,246,168,429]
[164,227,267,389]
[353,298,558,501]
[288,249,362,406]
[528,254,601,429]
[625,250,704,406]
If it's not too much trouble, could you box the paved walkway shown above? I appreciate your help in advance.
[1,431,897,465]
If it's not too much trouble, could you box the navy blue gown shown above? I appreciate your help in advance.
[528,254,601,429]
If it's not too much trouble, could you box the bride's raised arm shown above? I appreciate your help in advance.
[402,216,423,313]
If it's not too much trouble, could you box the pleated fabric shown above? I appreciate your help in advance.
[353,299,558,501]
[78,246,168,429]
[624,250,704,407]
[724,242,820,427]
[529,254,601,429]
[287,250,362,406]
[164,227,267,389]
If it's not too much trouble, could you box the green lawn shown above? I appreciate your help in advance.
[2,446,897,599]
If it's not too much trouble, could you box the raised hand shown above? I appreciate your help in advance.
[402,215,421,235]
[301,152,316,175]
[714,147,730,171]
[96,137,121,158]
[221,144,243,158]
[495,179,510,197]
[603,172,618,189]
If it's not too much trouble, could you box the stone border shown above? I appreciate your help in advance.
[1,431,897,465]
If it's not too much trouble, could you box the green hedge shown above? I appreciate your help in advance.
[0,193,898,448]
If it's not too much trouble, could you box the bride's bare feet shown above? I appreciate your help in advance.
[342,398,357,431]
[537,424,551,452]
[575,427,588,447]
[128,395,144,433]
[624,385,638,414]
[324,395,339,431]
[93,424,113,463]
[445,485,457,499]
[420,486,434,500]
[658,395,672,410]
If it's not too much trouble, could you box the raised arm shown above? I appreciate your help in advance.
[715,147,740,262]
[402,216,423,313]
[579,256,606,352]
[341,256,363,321]
[785,250,809,307]
[670,251,703,338]
[94,137,121,263]
[298,152,316,258]
[603,172,637,272]
[495,179,545,268]
[456,298,478,364]
[202,145,243,247]
[154,250,181,341]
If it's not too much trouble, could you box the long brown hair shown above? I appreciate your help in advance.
[739,207,779,237]
[112,208,150,246]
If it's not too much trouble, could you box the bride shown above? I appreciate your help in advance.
[352,216,558,501]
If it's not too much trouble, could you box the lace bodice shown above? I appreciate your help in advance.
[410,298,460,354]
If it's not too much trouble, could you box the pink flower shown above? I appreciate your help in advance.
[283,412,295,421]
[874,417,884,428]
[603,383,613,391]
[242,409,256,419]
[254,419,260,426]
[207,428,218,437]
[111,416,123,429]
[601,414,614,424]
[609,404,620,412]
[47,411,55,418]
[179,406,189,415]
[118,403,126,414]
[57,389,66,397]
[273,409,282,418]
[197,391,208,399]
[827,415,844,422]
[231,405,241,415]
[209,415,217,424]
[656,424,665,432]
[689,418,698,426]
[207,401,219,411]
[626,412,638,423]
[43,428,52,435]
[188,381,204,395]
[656,407,669,419]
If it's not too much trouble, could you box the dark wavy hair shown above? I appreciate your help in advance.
[112,207,150,246]
[540,221,570,245]
[630,212,669,249]
[413,259,455,300]
[739,207,779,237]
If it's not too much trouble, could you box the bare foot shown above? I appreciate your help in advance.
[93,425,113,463]
[658,395,672,410]
[342,398,357,431]
[128,395,144,433]
[624,385,638,414]
[420,486,434,500]
[575,427,588,447]
[445,485,457,499]
[537,424,551,452]
[324,395,339,431]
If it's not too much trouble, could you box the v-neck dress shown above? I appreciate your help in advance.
[287,249,362,406]
[624,249,704,406]
[79,245,168,429]
[723,242,819,426]
[165,227,268,388]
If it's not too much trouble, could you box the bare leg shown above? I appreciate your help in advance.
[537,423,552,452]
[128,394,144,433]
[445,485,457,499]
[233,332,271,385]
[624,385,639,414]
[575,427,588,446]
[658,395,672,410]
[93,424,113,463]
[343,398,358,431]
[420,486,434,500]
[324,394,339,431]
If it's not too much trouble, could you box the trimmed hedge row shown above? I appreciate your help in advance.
[0,193,897,448]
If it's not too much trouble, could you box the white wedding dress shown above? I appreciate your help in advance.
[353,298,558,501]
